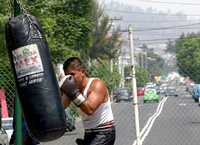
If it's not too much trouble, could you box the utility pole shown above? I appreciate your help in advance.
[118,56,124,87]
[109,17,122,86]
[121,56,125,87]
[128,24,141,145]
[144,47,148,70]
[109,17,122,22]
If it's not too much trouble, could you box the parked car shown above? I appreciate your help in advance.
[159,84,168,95]
[166,86,178,97]
[143,88,160,103]
[137,87,145,97]
[0,127,8,145]
[1,117,13,142]
[113,88,132,103]
[186,83,195,95]
[192,84,200,105]
[145,82,156,89]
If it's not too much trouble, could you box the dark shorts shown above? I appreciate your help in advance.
[82,126,115,145]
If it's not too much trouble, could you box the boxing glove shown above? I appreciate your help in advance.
[60,75,85,106]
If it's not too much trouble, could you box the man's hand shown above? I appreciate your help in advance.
[60,75,86,106]
[60,75,80,100]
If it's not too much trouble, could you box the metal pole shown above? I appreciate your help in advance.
[13,0,22,145]
[121,60,125,87]
[14,96,22,145]
[110,59,113,73]
[128,24,141,145]
[118,56,122,87]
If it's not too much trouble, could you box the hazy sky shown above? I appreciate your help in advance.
[105,0,200,19]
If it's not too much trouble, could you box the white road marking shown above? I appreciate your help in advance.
[132,97,168,145]
[179,103,186,106]
[140,97,167,144]
[140,98,166,137]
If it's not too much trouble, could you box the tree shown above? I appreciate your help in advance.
[124,66,149,88]
[89,2,122,60]
[176,34,200,83]
[166,40,176,53]
[88,60,121,92]
[0,16,8,61]
[25,0,122,63]
[147,52,165,78]
[0,0,9,62]
[85,2,122,84]
[136,67,150,87]
[24,0,95,62]
[140,44,148,52]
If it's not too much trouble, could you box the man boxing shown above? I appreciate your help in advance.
[59,57,116,145]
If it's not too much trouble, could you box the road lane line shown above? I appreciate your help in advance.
[140,97,168,144]
[132,97,167,145]
[132,97,165,145]
[179,103,186,106]
[132,97,166,145]
[140,97,166,137]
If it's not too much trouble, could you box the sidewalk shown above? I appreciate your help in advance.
[42,118,84,145]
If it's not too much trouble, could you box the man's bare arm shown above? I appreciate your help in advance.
[61,93,71,108]
[79,80,107,115]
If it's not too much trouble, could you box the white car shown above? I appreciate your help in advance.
[1,117,13,142]
[145,82,156,89]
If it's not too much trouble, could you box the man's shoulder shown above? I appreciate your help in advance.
[90,78,107,90]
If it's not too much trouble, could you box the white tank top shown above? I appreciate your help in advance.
[81,78,114,129]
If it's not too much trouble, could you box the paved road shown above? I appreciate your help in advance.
[42,118,84,145]
[42,98,159,145]
[113,100,158,145]
[41,85,200,145]
[142,92,200,145]
[42,102,139,145]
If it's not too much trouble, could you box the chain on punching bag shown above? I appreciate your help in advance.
[5,14,66,142]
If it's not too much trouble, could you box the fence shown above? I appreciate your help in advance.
[0,50,16,118]
[2,46,199,145]
[1,27,199,145]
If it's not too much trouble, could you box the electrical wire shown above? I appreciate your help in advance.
[121,19,200,23]
[105,9,200,16]
[140,0,200,6]
[117,22,200,32]
[136,38,179,42]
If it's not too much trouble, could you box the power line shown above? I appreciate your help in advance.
[137,41,171,45]
[135,27,200,31]
[137,42,169,45]
[105,9,200,16]
[134,22,200,31]
[136,36,200,44]
[136,38,179,42]
[140,0,200,6]
[134,29,199,35]
[122,20,199,23]
[136,34,182,37]
[123,38,178,43]
[119,23,200,32]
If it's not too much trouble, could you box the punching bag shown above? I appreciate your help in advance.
[5,14,66,142]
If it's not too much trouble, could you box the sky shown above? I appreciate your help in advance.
[104,0,200,19]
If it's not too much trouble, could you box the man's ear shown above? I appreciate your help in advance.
[82,69,87,75]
